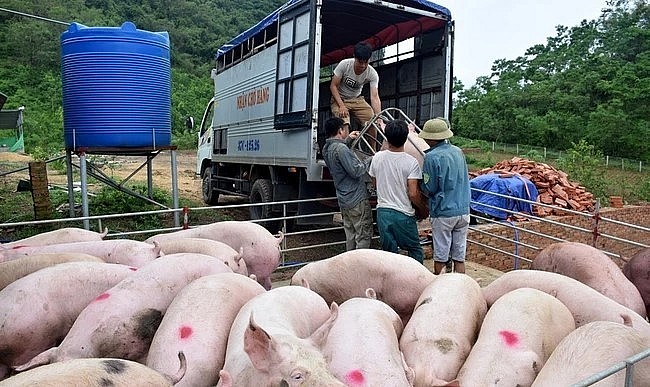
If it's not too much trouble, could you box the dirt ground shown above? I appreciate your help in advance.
[0,150,503,285]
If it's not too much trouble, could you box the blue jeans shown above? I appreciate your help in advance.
[376,207,424,264]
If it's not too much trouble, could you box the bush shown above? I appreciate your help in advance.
[557,140,608,201]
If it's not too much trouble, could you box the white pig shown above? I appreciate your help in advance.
[15,253,232,371]
[0,262,136,377]
[145,221,283,289]
[322,297,414,386]
[380,123,429,168]
[148,237,248,275]
[532,241,646,317]
[400,273,487,386]
[532,321,650,386]
[455,288,575,387]
[147,273,265,387]
[0,252,103,290]
[0,353,186,387]
[0,239,161,267]
[290,249,435,323]
[482,269,650,338]
[1,227,108,249]
[217,285,344,387]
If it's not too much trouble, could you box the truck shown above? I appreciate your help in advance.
[195,0,454,229]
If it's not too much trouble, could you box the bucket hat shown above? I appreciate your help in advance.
[419,118,453,140]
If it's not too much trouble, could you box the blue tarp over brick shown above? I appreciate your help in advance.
[470,173,538,220]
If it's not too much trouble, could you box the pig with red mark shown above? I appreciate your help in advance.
[149,237,248,275]
[0,252,103,290]
[145,221,283,289]
[482,270,650,338]
[532,241,646,317]
[16,253,232,371]
[0,353,186,386]
[290,249,435,323]
[0,262,135,378]
[400,273,487,386]
[146,273,265,387]
[455,288,575,386]
[532,321,650,386]
[0,239,162,267]
[623,247,650,317]
[1,227,108,249]
[217,285,344,387]
[321,295,414,386]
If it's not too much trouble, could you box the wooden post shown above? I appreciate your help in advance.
[28,161,52,220]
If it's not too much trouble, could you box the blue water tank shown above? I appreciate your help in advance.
[61,22,171,149]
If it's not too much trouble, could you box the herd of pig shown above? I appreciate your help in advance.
[0,223,649,387]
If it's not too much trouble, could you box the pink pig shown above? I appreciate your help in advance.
[0,262,135,378]
[145,221,282,289]
[400,273,487,386]
[16,253,232,371]
[217,285,344,387]
[1,227,108,249]
[482,270,650,338]
[0,239,162,267]
[456,288,575,387]
[0,252,103,290]
[151,237,248,275]
[532,242,646,317]
[322,296,414,386]
[623,247,650,318]
[146,273,265,387]
[0,354,186,387]
[291,249,435,323]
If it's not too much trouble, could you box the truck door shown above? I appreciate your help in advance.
[274,0,316,130]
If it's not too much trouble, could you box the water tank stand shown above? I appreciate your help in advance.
[64,146,180,230]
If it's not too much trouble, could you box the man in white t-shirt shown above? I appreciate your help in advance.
[369,119,428,263]
[330,42,381,149]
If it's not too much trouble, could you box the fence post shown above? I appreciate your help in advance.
[622,158,624,171]
[640,161,643,173]
[606,155,609,167]
[492,142,495,151]
[516,144,519,154]
[544,147,547,160]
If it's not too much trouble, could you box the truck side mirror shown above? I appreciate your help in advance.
[185,116,194,130]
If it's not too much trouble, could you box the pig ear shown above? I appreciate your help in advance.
[249,273,258,282]
[152,240,163,257]
[310,302,339,347]
[400,351,415,385]
[365,288,377,299]
[275,231,284,244]
[236,247,244,263]
[219,370,233,387]
[14,347,58,372]
[299,278,310,290]
[244,313,274,371]
[621,313,633,327]
[100,227,109,239]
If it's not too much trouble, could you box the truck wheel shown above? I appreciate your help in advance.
[202,166,219,205]
[250,179,282,233]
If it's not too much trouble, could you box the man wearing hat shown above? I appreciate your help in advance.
[419,117,471,274]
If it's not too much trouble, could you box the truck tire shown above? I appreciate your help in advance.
[250,179,282,233]
[202,166,219,205]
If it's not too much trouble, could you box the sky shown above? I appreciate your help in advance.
[451,0,609,87]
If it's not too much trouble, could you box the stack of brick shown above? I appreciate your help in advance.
[469,157,595,217]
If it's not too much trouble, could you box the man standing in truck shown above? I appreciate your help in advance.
[322,117,374,250]
[330,42,382,149]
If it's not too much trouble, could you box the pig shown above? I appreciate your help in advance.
[15,253,233,371]
[380,123,429,168]
[482,270,650,338]
[145,221,283,289]
[322,296,414,386]
[148,237,248,275]
[290,249,435,323]
[146,273,265,387]
[400,273,487,386]
[0,353,186,387]
[0,239,162,267]
[0,262,136,378]
[0,227,108,248]
[0,252,103,290]
[217,285,344,387]
[532,321,650,387]
[623,247,650,317]
[455,288,575,387]
[532,241,646,318]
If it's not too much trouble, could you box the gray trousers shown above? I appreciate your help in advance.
[341,199,373,250]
